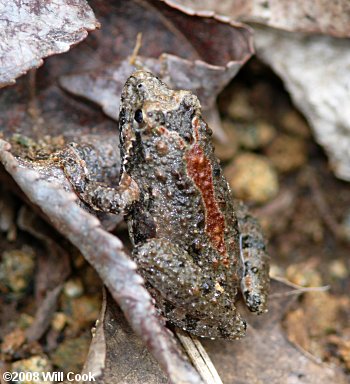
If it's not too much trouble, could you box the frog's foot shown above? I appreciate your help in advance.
[156,297,247,340]
[239,234,269,314]
[235,201,270,314]
[134,238,246,340]
[56,143,139,214]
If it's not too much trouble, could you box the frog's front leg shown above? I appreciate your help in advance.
[133,238,246,340]
[58,143,140,214]
[234,200,270,314]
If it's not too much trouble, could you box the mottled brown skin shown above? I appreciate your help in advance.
[60,70,270,339]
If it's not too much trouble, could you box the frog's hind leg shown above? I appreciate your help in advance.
[234,200,270,314]
[157,297,246,340]
[133,238,246,340]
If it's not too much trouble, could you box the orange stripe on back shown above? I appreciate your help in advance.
[185,117,228,260]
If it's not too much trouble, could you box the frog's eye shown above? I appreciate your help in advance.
[134,109,143,123]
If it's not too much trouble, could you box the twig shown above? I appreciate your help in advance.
[25,285,63,342]
[176,329,223,384]
[129,32,143,66]
[306,166,348,242]
[269,276,330,298]
[28,69,39,119]
[254,188,296,218]
[27,69,44,133]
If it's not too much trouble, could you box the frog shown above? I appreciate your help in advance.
[59,70,269,340]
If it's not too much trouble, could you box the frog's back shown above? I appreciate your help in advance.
[119,70,241,283]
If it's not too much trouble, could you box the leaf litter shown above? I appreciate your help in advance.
[0,1,349,383]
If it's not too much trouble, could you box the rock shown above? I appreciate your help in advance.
[213,119,238,161]
[18,314,34,330]
[328,333,350,370]
[236,120,276,149]
[254,26,350,181]
[265,134,307,172]
[0,247,35,296]
[225,153,279,203]
[329,260,348,280]
[71,296,100,326]
[226,88,255,121]
[63,278,84,298]
[1,328,26,355]
[50,333,91,374]
[11,355,52,384]
[285,291,340,359]
[279,110,311,138]
[51,312,68,332]
[341,209,350,241]
[269,264,285,278]
[61,295,100,334]
[286,261,322,287]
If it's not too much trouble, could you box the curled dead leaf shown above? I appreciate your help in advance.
[162,0,350,37]
[59,0,253,121]
[0,0,99,87]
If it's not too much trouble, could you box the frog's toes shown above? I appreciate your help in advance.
[244,291,266,314]
[216,318,247,339]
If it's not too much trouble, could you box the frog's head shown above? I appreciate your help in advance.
[119,70,202,151]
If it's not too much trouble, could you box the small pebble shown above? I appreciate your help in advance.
[269,264,285,279]
[213,119,238,161]
[18,313,34,329]
[226,89,255,121]
[72,252,86,269]
[279,110,311,138]
[329,260,348,280]
[11,134,37,148]
[286,262,322,287]
[62,295,100,333]
[236,120,276,150]
[11,355,52,384]
[225,153,279,203]
[80,266,103,295]
[63,278,84,298]
[0,190,17,241]
[341,209,350,241]
[1,328,26,355]
[51,333,90,374]
[0,247,35,294]
[285,291,339,357]
[328,333,350,370]
[51,312,67,332]
[265,134,307,172]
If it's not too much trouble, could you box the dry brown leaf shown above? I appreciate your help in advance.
[59,0,253,121]
[0,0,99,87]
[202,279,349,384]
[82,290,168,384]
[17,206,71,301]
[159,2,350,179]
[162,0,350,37]
[0,139,202,384]
[82,280,349,384]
